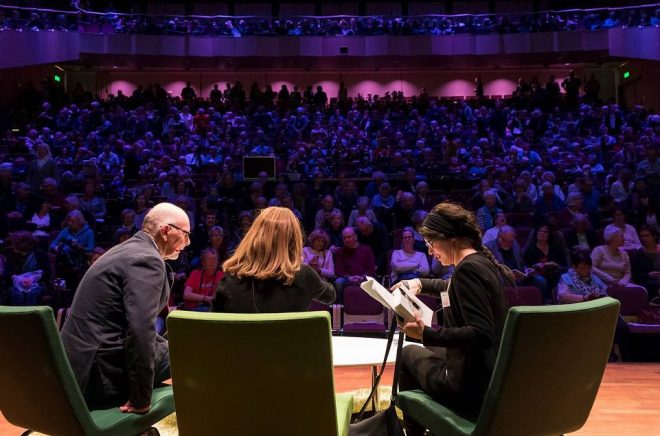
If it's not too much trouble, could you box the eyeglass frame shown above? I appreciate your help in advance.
[167,223,191,241]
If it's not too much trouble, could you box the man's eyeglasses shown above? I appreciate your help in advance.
[168,223,191,241]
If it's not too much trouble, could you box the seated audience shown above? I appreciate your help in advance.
[50,210,95,290]
[475,190,502,233]
[212,207,335,312]
[118,208,139,236]
[523,224,569,275]
[302,229,335,282]
[29,199,52,231]
[485,225,548,301]
[206,225,228,263]
[314,194,341,229]
[1,231,50,305]
[347,196,377,227]
[534,181,566,222]
[183,248,224,310]
[390,227,430,284]
[323,210,345,249]
[555,192,585,228]
[502,179,534,213]
[133,192,151,229]
[79,180,107,222]
[228,210,253,253]
[481,212,507,245]
[355,216,391,275]
[604,209,641,250]
[391,191,417,226]
[557,249,607,304]
[634,193,660,234]
[591,227,633,287]
[630,225,660,299]
[558,248,632,360]
[371,182,395,209]
[333,226,376,303]
[563,213,600,251]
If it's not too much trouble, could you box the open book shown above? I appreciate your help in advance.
[360,276,433,326]
[512,267,535,279]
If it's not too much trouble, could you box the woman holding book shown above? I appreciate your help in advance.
[391,202,513,435]
[211,207,335,313]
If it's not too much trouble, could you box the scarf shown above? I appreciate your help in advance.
[567,268,601,295]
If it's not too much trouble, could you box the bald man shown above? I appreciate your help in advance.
[62,203,190,413]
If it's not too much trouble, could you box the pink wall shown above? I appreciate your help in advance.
[88,68,613,102]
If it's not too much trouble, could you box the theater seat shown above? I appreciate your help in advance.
[167,310,353,436]
[341,285,388,335]
[0,305,174,436]
[503,286,543,307]
[396,297,620,436]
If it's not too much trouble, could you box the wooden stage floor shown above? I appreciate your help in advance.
[2,363,659,435]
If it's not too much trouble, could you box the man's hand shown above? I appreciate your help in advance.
[390,278,422,295]
[400,312,425,340]
[120,401,151,414]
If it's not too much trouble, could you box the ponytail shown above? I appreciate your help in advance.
[476,243,516,287]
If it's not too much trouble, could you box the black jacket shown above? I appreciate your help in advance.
[212,264,335,313]
[419,253,507,416]
[61,231,169,409]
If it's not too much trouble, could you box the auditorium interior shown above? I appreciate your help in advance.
[0,0,660,434]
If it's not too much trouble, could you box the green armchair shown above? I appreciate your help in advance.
[396,297,620,436]
[167,310,353,436]
[0,305,174,436]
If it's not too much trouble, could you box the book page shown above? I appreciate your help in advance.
[361,277,433,325]
[360,276,398,309]
[396,285,433,326]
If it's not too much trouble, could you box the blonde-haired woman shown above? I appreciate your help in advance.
[211,207,336,313]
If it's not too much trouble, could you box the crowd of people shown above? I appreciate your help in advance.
[1,3,659,36]
[1,68,659,313]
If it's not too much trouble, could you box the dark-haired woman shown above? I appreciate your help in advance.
[556,249,607,304]
[391,202,513,434]
[559,248,631,360]
[630,225,660,299]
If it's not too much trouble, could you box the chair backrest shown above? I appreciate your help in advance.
[474,297,620,436]
[343,285,384,315]
[606,285,648,317]
[167,310,341,436]
[503,286,543,308]
[0,305,93,435]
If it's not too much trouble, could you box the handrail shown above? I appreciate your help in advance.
[0,2,658,36]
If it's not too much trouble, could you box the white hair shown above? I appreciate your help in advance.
[603,226,622,243]
[142,202,188,237]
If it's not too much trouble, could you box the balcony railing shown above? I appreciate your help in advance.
[0,2,659,37]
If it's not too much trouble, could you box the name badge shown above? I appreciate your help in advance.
[440,291,451,308]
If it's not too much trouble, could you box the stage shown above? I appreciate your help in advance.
[2,363,659,435]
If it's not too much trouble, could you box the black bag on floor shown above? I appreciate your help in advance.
[348,402,404,436]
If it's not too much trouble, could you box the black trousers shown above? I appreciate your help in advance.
[399,345,457,436]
